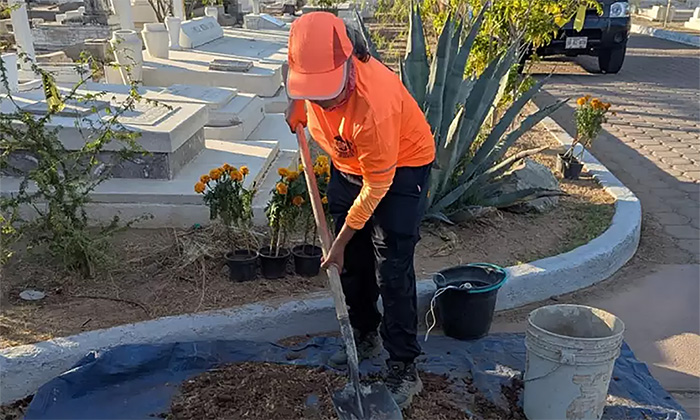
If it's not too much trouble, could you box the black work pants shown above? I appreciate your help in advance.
[327,163,430,363]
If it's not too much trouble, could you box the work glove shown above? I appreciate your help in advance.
[285,99,307,133]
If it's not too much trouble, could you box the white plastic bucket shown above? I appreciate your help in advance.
[523,304,625,420]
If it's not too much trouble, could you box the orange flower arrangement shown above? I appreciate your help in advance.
[292,196,304,207]
[195,164,256,229]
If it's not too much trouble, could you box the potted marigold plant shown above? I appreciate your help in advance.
[292,155,331,277]
[195,163,258,282]
[559,96,613,180]
[261,166,304,278]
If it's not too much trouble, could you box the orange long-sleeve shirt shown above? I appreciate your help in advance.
[306,56,435,230]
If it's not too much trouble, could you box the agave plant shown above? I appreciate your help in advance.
[357,6,566,223]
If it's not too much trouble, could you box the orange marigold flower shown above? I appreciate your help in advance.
[232,171,243,182]
[321,196,328,204]
[276,182,288,195]
[278,167,290,178]
[200,175,211,183]
[209,168,222,180]
[228,166,239,176]
[194,182,206,194]
[603,102,611,111]
[292,195,304,206]
[316,155,329,166]
[240,166,249,176]
[287,171,299,182]
[576,97,587,106]
[222,163,232,171]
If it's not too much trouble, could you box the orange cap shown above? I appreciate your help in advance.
[286,12,354,100]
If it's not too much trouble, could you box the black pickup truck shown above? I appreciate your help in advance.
[539,0,631,73]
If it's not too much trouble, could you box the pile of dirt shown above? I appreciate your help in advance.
[165,362,525,420]
[0,394,33,420]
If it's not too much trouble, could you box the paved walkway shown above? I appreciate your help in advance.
[504,34,700,417]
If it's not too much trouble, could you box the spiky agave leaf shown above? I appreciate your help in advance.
[424,12,454,142]
[404,1,429,107]
[438,7,486,147]
[353,9,381,61]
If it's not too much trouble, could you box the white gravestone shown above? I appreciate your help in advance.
[149,84,237,110]
[685,7,700,29]
[179,16,224,49]
[244,13,286,30]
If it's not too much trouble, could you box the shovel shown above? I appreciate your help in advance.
[294,125,403,420]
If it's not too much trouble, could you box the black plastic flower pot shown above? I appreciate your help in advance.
[259,246,291,279]
[558,153,584,180]
[292,244,322,277]
[224,250,259,282]
[432,263,508,341]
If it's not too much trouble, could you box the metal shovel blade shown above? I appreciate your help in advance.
[332,382,403,420]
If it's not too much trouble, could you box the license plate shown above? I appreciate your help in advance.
[566,36,588,49]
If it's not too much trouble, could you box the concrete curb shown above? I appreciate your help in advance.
[0,113,641,405]
[631,23,700,47]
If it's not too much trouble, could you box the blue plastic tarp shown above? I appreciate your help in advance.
[24,333,689,419]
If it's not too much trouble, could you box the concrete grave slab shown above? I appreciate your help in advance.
[248,112,298,151]
[0,139,281,228]
[0,87,209,179]
[134,50,283,97]
[179,16,224,49]
[204,93,265,140]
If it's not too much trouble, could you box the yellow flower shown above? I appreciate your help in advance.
[292,195,304,207]
[240,166,249,176]
[321,196,328,204]
[200,175,211,183]
[324,164,330,176]
[278,167,290,178]
[276,182,288,195]
[576,97,587,106]
[316,155,329,166]
[194,182,206,193]
[287,171,299,182]
[209,168,222,180]
[298,164,304,172]
[222,163,232,171]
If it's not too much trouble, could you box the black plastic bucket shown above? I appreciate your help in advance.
[432,263,508,340]
[259,246,290,279]
[558,154,584,180]
[292,244,322,277]
[224,250,259,282]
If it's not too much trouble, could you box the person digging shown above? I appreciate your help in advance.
[285,12,436,409]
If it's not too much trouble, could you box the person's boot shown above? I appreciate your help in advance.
[328,330,382,367]
[386,360,423,408]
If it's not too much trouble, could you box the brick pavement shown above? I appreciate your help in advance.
[532,34,700,261]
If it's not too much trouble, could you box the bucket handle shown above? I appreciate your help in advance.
[424,272,472,342]
[524,350,575,383]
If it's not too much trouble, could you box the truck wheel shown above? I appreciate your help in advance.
[598,44,627,74]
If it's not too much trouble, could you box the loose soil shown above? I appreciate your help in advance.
[164,362,524,420]
[0,124,614,349]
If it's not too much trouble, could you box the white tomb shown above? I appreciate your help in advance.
[104,17,287,99]
[684,7,700,29]
[243,13,289,31]
[0,80,298,228]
